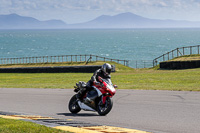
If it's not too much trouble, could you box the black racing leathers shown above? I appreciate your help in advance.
[77,69,111,100]
[86,69,111,89]
[90,69,111,83]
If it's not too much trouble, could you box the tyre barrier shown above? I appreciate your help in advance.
[0,66,102,73]
[160,60,200,69]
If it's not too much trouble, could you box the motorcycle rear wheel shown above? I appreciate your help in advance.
[68,94,81,114]
[97,97,113,116]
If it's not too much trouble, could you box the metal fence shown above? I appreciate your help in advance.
[0,54,129,67]
[129,60,153,68]
[0,54,154,68]
[153,45,200,67]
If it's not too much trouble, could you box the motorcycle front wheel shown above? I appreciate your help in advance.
[68,94,81,114]
[97,97,113,116]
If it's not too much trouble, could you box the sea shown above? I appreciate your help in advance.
[0,28,200,68]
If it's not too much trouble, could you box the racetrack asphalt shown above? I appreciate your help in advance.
[0,88,200,133]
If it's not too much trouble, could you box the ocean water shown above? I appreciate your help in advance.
[0,29,200,67]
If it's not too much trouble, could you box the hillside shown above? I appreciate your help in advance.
[0,14,66,29]
[1,13,200,29]
[70,12,200,28]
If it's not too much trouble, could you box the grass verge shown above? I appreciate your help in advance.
[0,117,69,133]
[0,61,200,91]
[166,54,200,61]
[0,61,114,68]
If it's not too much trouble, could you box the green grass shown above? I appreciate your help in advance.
[0,61,200,91]
[166,54,200,61]
[0,61,118,68]
[113,68,200,91]
[0,118,69,133]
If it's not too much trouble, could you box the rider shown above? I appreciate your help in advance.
[77,63,112,100]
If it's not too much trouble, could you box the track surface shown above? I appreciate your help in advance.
[0,88,200,133]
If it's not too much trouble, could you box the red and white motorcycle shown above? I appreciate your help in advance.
[68,76,117,116]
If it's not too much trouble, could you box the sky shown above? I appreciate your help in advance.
[0,0,200,24]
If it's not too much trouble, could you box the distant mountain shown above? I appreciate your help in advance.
[69,12,200,28]
[0,14,66,29]
[1,13,200,29]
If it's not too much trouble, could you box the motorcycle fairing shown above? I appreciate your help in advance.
[102,95,108,104]
[92,86,103,97]
[78,101,95,111]
[93,85,108,104]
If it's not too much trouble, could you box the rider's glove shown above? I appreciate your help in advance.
[113,85,118,88]
[98,76,103,82]
[94,81,101,86]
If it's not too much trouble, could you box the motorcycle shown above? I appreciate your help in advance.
[68,76,117,116]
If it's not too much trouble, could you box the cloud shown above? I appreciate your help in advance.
[0,0,200,23]
[0,0,198,13]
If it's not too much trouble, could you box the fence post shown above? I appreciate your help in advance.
[66,55,68,62]
[42,56,44,63]
[177,48,179,57]
[90,55,92,62]
[153,60,155,67]
[39,57,41,63]
[54,56,56,63]
[168,52,169,60]
[190,46,192,55]
[163,54,165,61]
